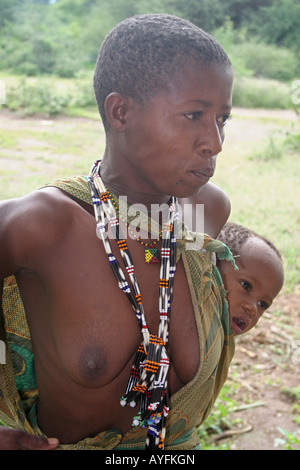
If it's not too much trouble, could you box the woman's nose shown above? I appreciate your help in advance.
[196,120,223,157]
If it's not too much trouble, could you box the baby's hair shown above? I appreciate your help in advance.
[218,222,282,260]
[94,13,231,130]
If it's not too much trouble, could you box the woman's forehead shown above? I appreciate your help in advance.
[159,61,233,105]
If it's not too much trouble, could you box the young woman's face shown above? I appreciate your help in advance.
[118,61,233,200]
[219,238,284,336]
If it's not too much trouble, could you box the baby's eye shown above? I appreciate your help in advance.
[258,300,269,310]
[240,280,251,291]
[185,111,203,121]
[217,114,232,127]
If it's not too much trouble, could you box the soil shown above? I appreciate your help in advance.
[0,107,299,450]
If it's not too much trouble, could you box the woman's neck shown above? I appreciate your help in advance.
[100,156,171,209]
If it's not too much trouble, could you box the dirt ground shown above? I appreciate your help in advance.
[0,107,299,450]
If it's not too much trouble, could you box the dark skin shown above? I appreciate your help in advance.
[0,61,233,449]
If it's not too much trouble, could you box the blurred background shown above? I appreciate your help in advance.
[0,0,299,113]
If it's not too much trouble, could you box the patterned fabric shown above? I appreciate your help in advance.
[0,176,235,450]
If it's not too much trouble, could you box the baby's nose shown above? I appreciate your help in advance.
[243,301,258,317]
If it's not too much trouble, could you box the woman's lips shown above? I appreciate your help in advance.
[190,169,214,184]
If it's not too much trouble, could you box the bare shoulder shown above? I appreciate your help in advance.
[193,182,231,212]
[1,187,77,234]
[0,188,80,277]
[180,182,231,238]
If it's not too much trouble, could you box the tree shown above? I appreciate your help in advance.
[170,0,225,31]
[259,0,300,51]
[0,0,23,28]
[221,0,273,28]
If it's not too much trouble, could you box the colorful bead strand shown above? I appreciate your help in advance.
[88,160,179,450]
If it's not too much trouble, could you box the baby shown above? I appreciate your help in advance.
[217,222,284,336]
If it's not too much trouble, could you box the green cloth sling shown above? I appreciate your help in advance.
[0,176,235,450]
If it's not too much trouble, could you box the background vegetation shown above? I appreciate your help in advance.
[0,0,300,114]
[1,0,300,77]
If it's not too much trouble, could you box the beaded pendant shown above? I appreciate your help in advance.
[145,246,160,264]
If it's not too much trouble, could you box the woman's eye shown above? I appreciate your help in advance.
[241,280,251,291]
[217,114,232,127]
[185,111,203,121]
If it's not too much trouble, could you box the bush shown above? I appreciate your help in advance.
[233,76,291,109]
[284,130,300,154]
[231,42,299,82]
[4,75,96,117]
[6,78,71,116]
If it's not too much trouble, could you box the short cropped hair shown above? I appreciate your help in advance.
[218,222,282,260]
[94,14,231,130]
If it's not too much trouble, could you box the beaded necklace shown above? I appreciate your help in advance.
[88,160,179,450]
[107,188,163,264]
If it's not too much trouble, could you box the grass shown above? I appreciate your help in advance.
[0,112,105,200]
[197,383,239,449]
[275,427,300,450]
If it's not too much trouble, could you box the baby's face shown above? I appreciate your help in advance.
[219,238,284,336]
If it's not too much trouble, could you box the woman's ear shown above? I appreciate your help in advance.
[104,92,128,131]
